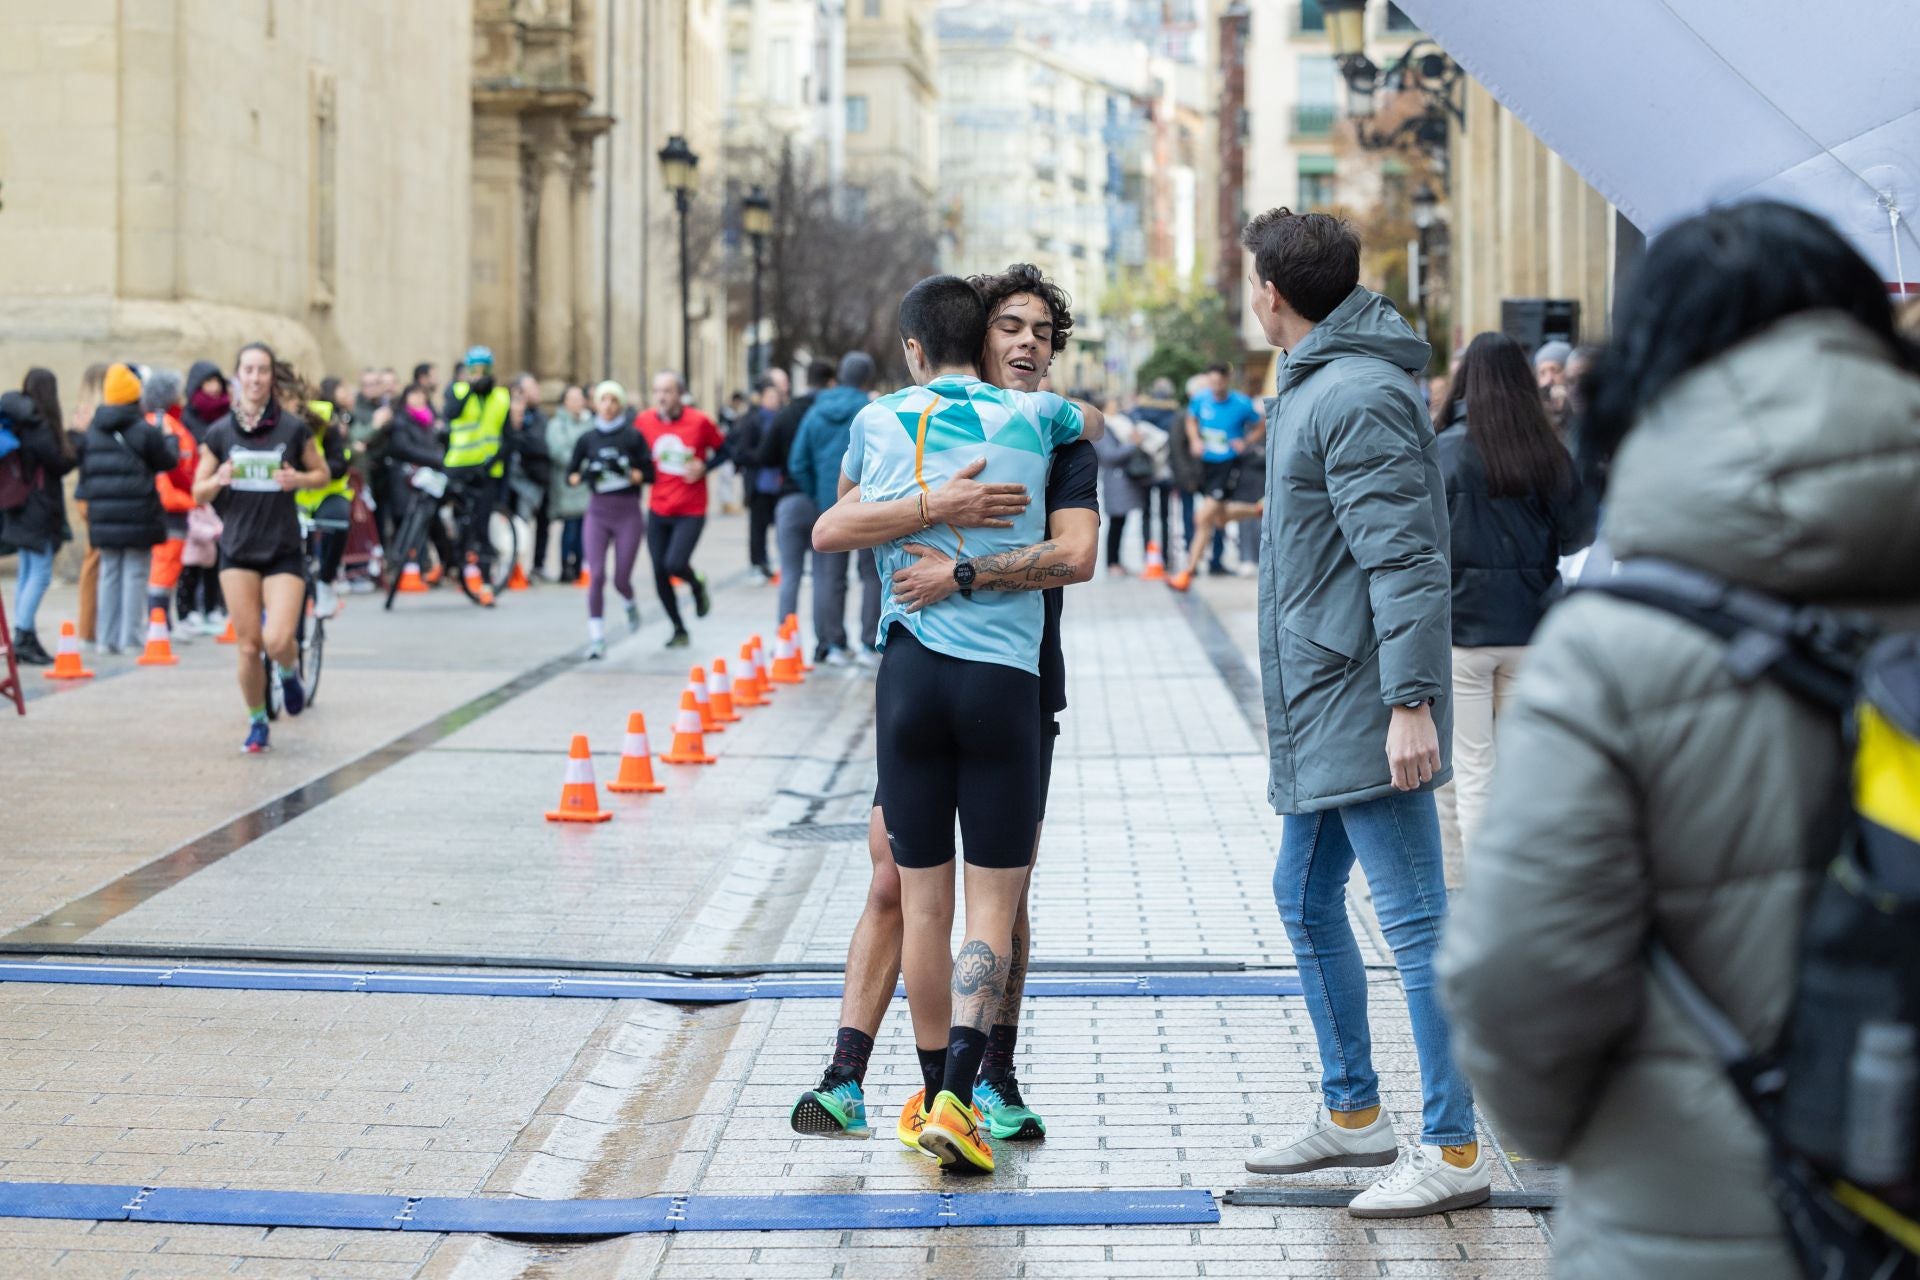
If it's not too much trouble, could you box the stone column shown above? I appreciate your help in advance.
[571,137,598,384]
[533,127,575,382]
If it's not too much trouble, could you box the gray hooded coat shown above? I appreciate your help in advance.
[1439,311,1920,1279]
[1257,285,1449,815]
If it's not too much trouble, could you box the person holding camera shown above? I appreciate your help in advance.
[566,381,655,659]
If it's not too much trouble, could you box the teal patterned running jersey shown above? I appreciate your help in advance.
[841,374,1085,674]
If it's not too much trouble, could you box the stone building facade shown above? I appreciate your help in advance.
[0,0,473,392]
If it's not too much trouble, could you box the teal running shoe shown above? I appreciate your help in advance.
[790,1073,871,1138]
[974,1073,1046,1141]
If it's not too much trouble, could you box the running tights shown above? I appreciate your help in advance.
[647,514,705,630]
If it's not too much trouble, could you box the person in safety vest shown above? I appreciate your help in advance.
[442,345,511,578]
[295,398,354,618]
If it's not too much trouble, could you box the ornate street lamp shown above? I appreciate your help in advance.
[1411,182,1439,342]
[1321,1,1463,155]
[741,184,773,381]
[658,135,700,384]
[1411,182,1439,232]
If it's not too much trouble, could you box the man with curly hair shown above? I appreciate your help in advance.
[788,264,1102,1169]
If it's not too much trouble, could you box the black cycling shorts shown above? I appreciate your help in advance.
[875,715,1060,822]
[220,548,306,580]
[1202,460,1243,501]
[874,623,1043,870]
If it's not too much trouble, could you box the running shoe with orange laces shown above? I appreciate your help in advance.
[919,1089,995,1174]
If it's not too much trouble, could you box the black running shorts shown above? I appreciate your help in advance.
[1201,460,1243,501]
[874,715,1060,822]
[874,623,1043,870]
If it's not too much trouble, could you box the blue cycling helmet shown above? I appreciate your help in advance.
[463,345,495,368]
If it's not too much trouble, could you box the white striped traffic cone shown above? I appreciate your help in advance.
[545,734,612,822]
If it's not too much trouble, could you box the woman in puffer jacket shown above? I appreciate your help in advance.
[77,364,180,653]
[1439,202,1920,1279]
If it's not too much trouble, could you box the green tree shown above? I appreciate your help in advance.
[1111,267,1244,392]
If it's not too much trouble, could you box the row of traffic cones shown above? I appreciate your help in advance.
[545,614,815,823]
[43,608,199,680]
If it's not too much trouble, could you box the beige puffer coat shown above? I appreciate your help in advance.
[1439,311,1920,1279]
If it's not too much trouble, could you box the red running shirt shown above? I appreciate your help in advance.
[634,407,725,517]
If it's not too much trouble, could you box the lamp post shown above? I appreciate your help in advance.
[742,184,773,381]
[1410,182,1438,343]
[1322,0,1462,154]
[657,134,700,386]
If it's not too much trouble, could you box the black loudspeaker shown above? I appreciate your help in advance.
[1500,298,1581,352]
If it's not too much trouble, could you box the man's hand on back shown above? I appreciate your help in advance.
[927,457,1029,529]
[1386,704,1441,791]
[890,544,956,612]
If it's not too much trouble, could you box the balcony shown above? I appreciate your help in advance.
[1292,103,1336,139]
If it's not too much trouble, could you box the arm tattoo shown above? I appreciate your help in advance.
[974,540,1076,591]
[951,939,1011,1031]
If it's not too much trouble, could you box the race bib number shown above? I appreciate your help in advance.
[229,445,286,493]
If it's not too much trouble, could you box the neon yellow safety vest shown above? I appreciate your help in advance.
[296,400,354,513]
[444,382,511,477]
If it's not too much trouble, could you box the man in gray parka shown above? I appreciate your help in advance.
[1236,209,1487,1217]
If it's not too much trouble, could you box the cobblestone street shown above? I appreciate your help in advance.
[2,519,1552,1277]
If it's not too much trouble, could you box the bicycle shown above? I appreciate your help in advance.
[382,467,518,610]
[264,511,327,720]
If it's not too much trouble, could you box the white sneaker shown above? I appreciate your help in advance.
[824,646,852,667]
[853,648,880,670]
[182,611,206,636]
[207,610,230,635]
[1346,1143,1491,1219]
[1234,562,1258,578]
[313,581,340,620]
[1245,1104,1399,1175]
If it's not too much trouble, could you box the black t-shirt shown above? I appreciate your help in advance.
[567,423,656,496]
[1040,439,1099,715]
[203,403,308,562]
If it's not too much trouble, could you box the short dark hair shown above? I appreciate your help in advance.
[805,358,836,389]
[898,275,987,371]
[968,263,1073,353]
[411,362,434,383]
[1204,362,1230,377]
[1241,207,1361,323]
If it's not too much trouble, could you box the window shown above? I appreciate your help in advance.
[864,0,881,15]
[1385,2,1421,31]
[1298,0,1324,32]
[769,37,794,103]
[1298,55,1336,107]
[847,95,869,133]
[1298,155,1336,210]
[728,51,748,102]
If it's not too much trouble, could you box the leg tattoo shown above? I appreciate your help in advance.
[993,926,1027,1028]
[951,939,1011,1032]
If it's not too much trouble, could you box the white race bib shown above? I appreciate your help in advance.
[229,445,286,493]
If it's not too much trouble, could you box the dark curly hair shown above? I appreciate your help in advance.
[968,263,1073,354]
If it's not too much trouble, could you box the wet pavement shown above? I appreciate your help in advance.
[0,521,1552,1277]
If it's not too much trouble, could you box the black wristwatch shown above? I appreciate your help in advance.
[954,558,976,600]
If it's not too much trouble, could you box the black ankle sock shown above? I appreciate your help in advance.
[916,1047,945,1104]
[828,1027,875,1085]
[979,1024,1018,1081]
[943,1026,989,1107]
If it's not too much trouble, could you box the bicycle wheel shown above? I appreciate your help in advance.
[385,503,430,611]
[486,510,518,592]
[302,617,325,708]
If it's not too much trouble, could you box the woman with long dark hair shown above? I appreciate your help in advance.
[1430,332,1592,871]
[1441,201,1920,1278]
[191,343,330,753]
[2,368,78,663]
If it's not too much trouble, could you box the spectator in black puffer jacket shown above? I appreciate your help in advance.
[1,372,77,665]
[1430,332,1594,877]
[77,364,180,653]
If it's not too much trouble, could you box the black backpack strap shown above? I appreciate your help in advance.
[1582,559,1871,713]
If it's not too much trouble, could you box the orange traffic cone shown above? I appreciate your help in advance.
[1142,541,1166,581]
[134,608,178,666]
[660,690,716,764]
[752,635,776,695]
[769,630,803,684]
[784,615,815,672]
[605,712,666,793]
[688,665,723,733]
[576,569,590,588]
[708,660,741,723]
[397,561,428,594]
[733,641,767,706]
[545,734,613,822]
[507,561,530,591]
[43,621,94,680]
[216,616,237,643]
[424,562,445,587]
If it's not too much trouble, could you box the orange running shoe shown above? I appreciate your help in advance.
[896,1087,933,1152]
[919,1090,994,1174]
[1168,570,1192,593]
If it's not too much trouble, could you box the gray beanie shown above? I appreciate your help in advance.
[1533,340,1572,369]
[141,368,183,414]
[838,351,876,391]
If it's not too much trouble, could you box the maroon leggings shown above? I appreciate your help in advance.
[583,490,645,618]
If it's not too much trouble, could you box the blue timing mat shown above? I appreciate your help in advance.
[0,1182,1220,1234]
[0,962,1301,1002]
